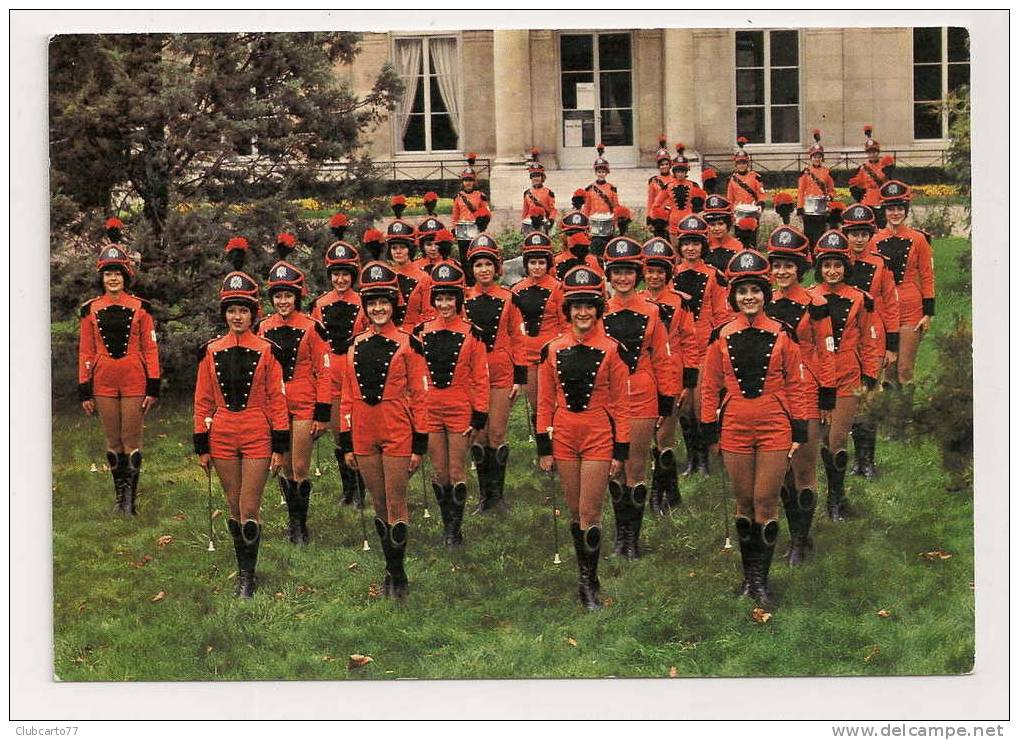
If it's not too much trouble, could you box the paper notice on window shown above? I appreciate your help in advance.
[575,82,595,110]
[564,119,583,147]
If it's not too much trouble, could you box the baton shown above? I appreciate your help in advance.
[420,453,431,520]
[206,467,216,552]
[547,465,562,565]
[717,451,733,550]
[88,415,100,473]
[314,436,322,477]
[352,458,370,551]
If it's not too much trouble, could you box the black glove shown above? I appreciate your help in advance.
[796,207,805,218]
[476,215,491,232]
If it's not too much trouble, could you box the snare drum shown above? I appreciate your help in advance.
[803,195,829,217]
[734,203,762,221]
[590,213,614,238]
[455,220,480,241]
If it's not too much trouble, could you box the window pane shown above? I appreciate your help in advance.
[771,68,799,105]
[736,68,764,106]
[598,33,631,70]
[914,103,943,139]
[771,106,799,143]
[948,63,970,93]
[402,114,426,151]
[735,31,764,68]
[948,27,970,62]
[600,109,633,146]
[560,34,593,72]
[429,77,448,113]
[431,114,457,151]
[770,30,798,67]
[913,27,942,64]
[600,71,632,109]
[395,38,424,74]
[408,78,425,113]
[736,107,765,143]
[913,64,942,101]
[563,109,596,148]
[561,72,595,109]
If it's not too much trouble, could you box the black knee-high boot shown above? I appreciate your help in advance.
[649,446,665,515]
[280,478,302,543]
[782,487,815,565]
[735,515,754,597]
[679,417,699,476]
[609,480,628,556]
[489,445,510,511]
[748,519,778,608]
[123,449,142,515]
[295,479,312,545]
[447,482,467,547]
[822,447,849,521]
[850,423,865,476]
[432,481,452,541]
[571,522,603,610]
[471,444,492,514]
[233,519,260,598]
[659,447,681,510]
[625,483,648,560]
[108,451,126,512]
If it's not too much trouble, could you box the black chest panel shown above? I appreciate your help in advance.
[847,260,878,294]
[602,309,650,374]
[95,305,135,359]
[464,293,505,351]
[213,346,262,412]
[396,273,419,301]
[555,344,607,412]
[824,294,854,351]
[671,183,690,210]
[421,329,466,388]
[657,302,676,331]
[673,270,709,319]
[353,334,400,405]
[554,257,584,281]
[320,301,360,355]
[765,298,807,337]
[263,325,305,382]
[707,248,737,273]
[726,328,776,399]
[876,236,911,285]
[514,285,552,337]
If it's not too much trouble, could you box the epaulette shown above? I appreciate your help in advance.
[139,298,153,314]
[779,321,800,343]
[480,193,488,202]
[610,184,618,192]
[313,320,328,340]
[522,188,531,196]
[585,184,594,191]
[918,229,933,247]
[79,298,97,318]
[648,176,656,184]
[412,321,427,337]
[548,190,555,198]
[862,292,875,313]
[408,332,424,354]
[714,269,728,287]
[538,336,559,364]
[195,337,217,363]
[709,318,736,344]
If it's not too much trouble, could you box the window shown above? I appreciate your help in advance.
[913,27,970,140]
[735,30,800,144]
[559,32,633,148]
[394,36,460,152]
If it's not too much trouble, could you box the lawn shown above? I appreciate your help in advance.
[51,238,973,681]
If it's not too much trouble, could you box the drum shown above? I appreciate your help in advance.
[734,203,761,221]
[590,213,614,238]
[521,219,552,235]
[803,195,829,216]
[455,220,480,241]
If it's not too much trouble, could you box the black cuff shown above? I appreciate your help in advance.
[313,402,332,423]
[922,298,935,317]
[337,430,353,454]
[535,432,553,457]
[885,331,900,353]
[145,377,161,398]
[791,419,808,444]
[818,386,837,411]
[683,367,699,389]
[612,442,630,462]
[513,365,528,385]
[470,410,489,431]
[700,420,719,446]
[862,375,877,391]
[657,394,675,418]
[78,382,93,402]
[412,431,429,456]
[193,432,210,456]
[271,429,291,454]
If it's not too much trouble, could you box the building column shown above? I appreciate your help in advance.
[493,30,532,166]
[663,29,696,151]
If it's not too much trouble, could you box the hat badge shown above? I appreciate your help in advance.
[739,253,756,269]
[229,276,243,289]
[370,266,383,279]
[107,248,119,257]
[576,270,590,284]
[276,266,288,277]
[438,266,451,279]
[779,230,792,245]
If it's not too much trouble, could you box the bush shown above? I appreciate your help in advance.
[915,203,954,239]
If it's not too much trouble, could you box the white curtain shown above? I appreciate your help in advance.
[429,37,461,146]
[394,39,422,143]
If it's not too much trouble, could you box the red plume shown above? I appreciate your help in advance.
[596,144,605,155]
[773,192,794,206]
[675,143,685,156]
[329,213,349,229]
[422,191,439,202]
[530,147,540,159]
[225,236,249,270]
[702,167,718,180]
[528,204,546,219]
[466,153,477,165]
[105,217,124,242]
[737,136,748,146]
[225,236,249,252]
[615,205,632,220]
[864,125,873,138]
[658,135,667,148]
[812,129,822,141]
[275,232,297,259]
[736,217,758,231]
[573,188,587,199]
[361,229,386,261]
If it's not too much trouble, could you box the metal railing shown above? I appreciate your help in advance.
[316,157,491,183]
[701,148,949,175]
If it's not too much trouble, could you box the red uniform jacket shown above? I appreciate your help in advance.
[450,189,490,224]
[392,261,432,328]
[706,233,746,273]
[521,186,557,222]
[808,283,883,392]
[646,174,676,220]
[765,282,838,410]
[846,247,901,353]
[257,311,333,422]
[464,282,528,386]
[78,292,161,400]
[853,157,896,207]
[582,181,620,218]
[511,274,566,365]
[699,313,813,443]
[309,288,369,400]
[639,287,701,390]
[652,178,702,235]
[411,313,490,427]
[872,225,936,321]
[672,260,732,365]
[797,165,836,207]
[603,292,681,417]
[726,171,767,206]
[535,324,631,457]
[192,330,290,452]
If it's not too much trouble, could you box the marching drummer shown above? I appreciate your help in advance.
[582,145,620,253]
[726,137,768,242]
[848,127,896,229]
[652,144,705,241]
[451,153,492,265]
[703,194,745,272]
[646,137,676,237]
[797,129,837,250]
[414,192,446,275]
[521,148,556,232]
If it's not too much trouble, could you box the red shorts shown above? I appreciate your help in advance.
[424,390,472,433]
[834,352,864,398]
[209,408,272,460]
[897,285,923,326]
[284,379,316,421]
[486,347,514,389]
[552,408,615,462]
[719,395,792,454]
[328,353,345,403]
[351,398,412,457]
[799,370,821,421]
[91,355,147,397]
[625,369,659,419]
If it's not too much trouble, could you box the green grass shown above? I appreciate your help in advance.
[52,238,973,681]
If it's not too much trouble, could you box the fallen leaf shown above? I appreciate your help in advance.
[368,583,382,598]
[172,513,187,521]
[151,591,166,603]
[347,654,373,670]
[132,555,153,568]
[877,609,891,618]
[296,584,315,595]
[554,508,561,517]
[566,637,578,647]
[158,433,168,438]
[322,655,336,662]
[211,509,222,520]
[602,596,616,607]
[274,592,285,600]
[226,571,237,581]
[864,645,881,662]
[347,562,359,571]
[77,602,87,613]
[669,666,678,678]
[688,571,696,577]
[921,549,953,561]
[156,535,173,548]
[206,645,214,654]
[750,607,772,623]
